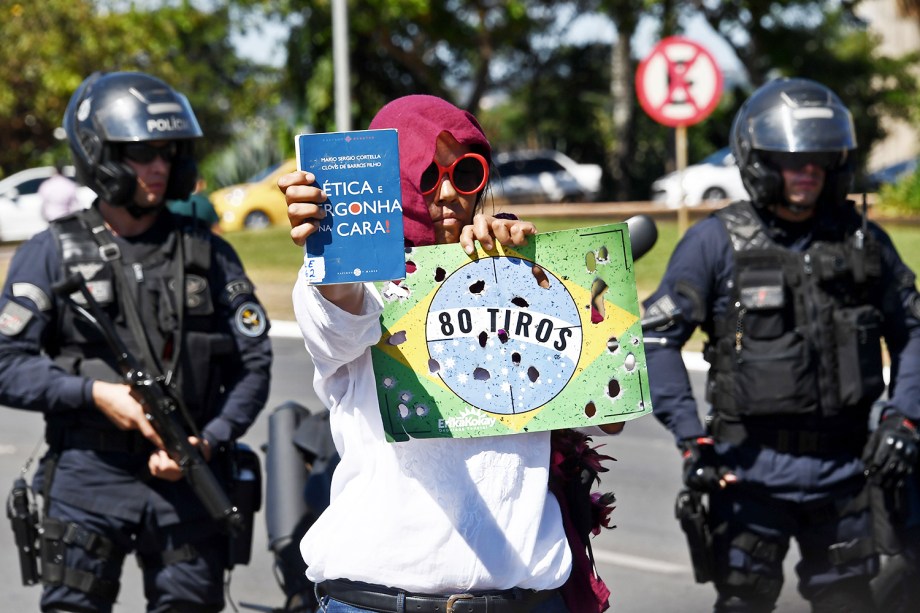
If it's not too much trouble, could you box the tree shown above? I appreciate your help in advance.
[0,0,276,178]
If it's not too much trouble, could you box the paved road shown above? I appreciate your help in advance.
[0,330,809,612]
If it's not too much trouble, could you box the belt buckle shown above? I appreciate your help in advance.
[446,593,474,613]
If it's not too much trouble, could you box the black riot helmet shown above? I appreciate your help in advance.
[63,71,203,208]
[730,78,857,208]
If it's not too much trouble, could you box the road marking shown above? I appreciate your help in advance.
[592,547,689,574]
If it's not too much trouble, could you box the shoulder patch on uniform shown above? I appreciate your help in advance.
[0,302,34,336]
[225,280,254,304]
[234,301,267,338]
[12,283,51,312]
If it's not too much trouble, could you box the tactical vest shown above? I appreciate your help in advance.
[49,209,233,434]
[704,201,886,420]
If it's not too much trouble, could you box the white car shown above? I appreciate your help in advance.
[0,166,95,242]
[651,147,748,208]
[493,150,602,204]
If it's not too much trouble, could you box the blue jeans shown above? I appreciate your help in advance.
[318,592,570,613]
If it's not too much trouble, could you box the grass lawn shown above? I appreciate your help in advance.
[3,215,920,327]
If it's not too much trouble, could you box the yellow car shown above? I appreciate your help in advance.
[210,159,297,232]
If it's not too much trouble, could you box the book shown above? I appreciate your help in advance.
[295,129,405,285]
[370,223,652,441]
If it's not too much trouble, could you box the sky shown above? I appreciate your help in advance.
[232,9,747,85]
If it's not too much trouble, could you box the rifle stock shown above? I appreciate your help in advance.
[53,274,243,534]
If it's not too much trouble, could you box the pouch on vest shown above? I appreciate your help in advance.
[727,267,819,415]
[738,267,787,339]
[834,305,885,407]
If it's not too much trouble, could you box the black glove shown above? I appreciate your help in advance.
[680,437,732,493]
[863,412,920,490]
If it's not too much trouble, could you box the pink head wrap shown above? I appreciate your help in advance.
[369,95,491,247]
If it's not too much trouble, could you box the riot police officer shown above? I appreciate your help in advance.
[643,77,920,612]
[0,71,273,612]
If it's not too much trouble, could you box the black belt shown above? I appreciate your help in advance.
[318,578,555,613]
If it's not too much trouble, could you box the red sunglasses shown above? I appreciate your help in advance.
[420,153,490,196]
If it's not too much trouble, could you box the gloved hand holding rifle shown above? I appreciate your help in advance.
[52,273,243,534]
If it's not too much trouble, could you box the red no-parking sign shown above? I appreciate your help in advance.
[636,36,723,127]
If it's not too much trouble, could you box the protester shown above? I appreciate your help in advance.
[278,94,623,613]
[642,77,920,612]
[0,71,273,612]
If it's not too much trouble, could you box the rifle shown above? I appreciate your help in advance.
[52,273,243,534]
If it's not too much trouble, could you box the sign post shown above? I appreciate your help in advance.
[636,36,723,235]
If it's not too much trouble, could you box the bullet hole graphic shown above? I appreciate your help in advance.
[399,391,413,403]
[382,281,411,301]
[469,279,486,294]
[398,403,410,419]
[511,296,529,308]
[527,366,540,382]
[405,261,417,274]
[387,331,407,346]
[434,267,447,282]
[586,251,596,273]
[607,337,619,353]
[607,379,621,398]
[511,352,522,365]
[382,376,396,389]
[473,367,491,381]
[415,404,429,417]
[596,245,609,262]
[624,353,637,372]
[497,329,509,344]
[531,265,550,289]
[478,331,489,348]
[428,359,440,374]
[590,278,608,324]
[585,401,597,418]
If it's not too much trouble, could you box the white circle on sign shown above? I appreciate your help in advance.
[425,256,583,415]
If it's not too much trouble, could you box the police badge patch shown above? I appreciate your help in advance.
[0,302,33,336]
[234,301,267,337]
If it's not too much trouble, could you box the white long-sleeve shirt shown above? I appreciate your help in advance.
[293,273,571,593]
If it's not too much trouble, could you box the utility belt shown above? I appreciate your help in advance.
[318,579,555,613]
[54,427,152,455]
[710,417,867,457]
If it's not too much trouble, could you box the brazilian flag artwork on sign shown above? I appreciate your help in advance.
[371,223,652,442]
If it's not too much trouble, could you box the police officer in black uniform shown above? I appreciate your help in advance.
[0,71,273,612]
[643,78,920,612]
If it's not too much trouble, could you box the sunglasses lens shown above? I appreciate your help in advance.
[766,151,839,169]
[420,162,441,194]
[453,156,486,193]
[123,142,177,164]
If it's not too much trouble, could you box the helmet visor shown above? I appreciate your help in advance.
[95,92,202,142]
[746,101,856,153]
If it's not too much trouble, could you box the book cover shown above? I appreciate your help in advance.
[370,223,652,441]
[295,129,405,284]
